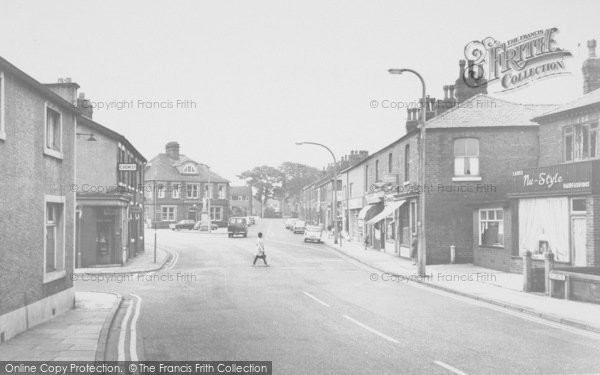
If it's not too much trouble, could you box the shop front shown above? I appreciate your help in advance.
[509,161,600,268]
[366,199,406,254]
[348,197,364,242]
[357,192,384,248]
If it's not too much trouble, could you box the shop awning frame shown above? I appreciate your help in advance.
[366,200,406,225]
[357,203,382,221]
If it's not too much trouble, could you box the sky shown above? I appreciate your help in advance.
[1,0,599,184]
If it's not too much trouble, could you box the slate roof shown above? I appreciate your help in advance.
[230,185,252,196]
[425,93,555,129]
[145,153,229,183]
[533,87,600,122]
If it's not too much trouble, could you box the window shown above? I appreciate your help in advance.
[157,183,165,199]
[388,153,393,173]
[349,183,353,197]
[172,184,180,199]
[454,138,479,176]
[183,164,197,173]
[479,208,504,247]
[364,165,369,192]
[404,145,410,182]
[0,71,5,140]
[187,184,199,199]
[44,104,62,158]
[572,198,586,213]
[210,206,223,221]
[44,196,65,283]
[375,160,380,182]
[564,123,598,162]
[161,206,176,221]
[218,184,226,199]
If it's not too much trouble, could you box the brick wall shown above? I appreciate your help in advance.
[0,71,75,317]
[424,127,539,264]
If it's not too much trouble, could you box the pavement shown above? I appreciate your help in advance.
[0,292,120,360]
[74,246,170,275]
[74,219,600,374]
[321,234,600,333]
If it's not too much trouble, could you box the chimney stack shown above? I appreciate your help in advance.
[583,39,600,94]
[165,141,180,160]
[454,59,487,103]
[44,77,80,104]
[77,92,93,119]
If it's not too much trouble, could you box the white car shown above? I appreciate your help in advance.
[285,218,296,229]
[292,220,306,234]
[304,225,323,243]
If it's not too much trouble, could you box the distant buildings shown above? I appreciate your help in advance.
[145,142,230,227]
[229,185,258,216]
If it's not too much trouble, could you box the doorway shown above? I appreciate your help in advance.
[571,217,587,266]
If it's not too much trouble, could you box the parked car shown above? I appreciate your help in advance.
[304,225,323,243]
[170,220,196,231]
[193,221,218,231]
[228,217,248,238]
[292,220,306,234]
[285,218,296,229]
[247,216,256,225]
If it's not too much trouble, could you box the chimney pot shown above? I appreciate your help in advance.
[588,40,597,58]
[58,78,64,83]
[65,77,72,83]
[79,92,85,99]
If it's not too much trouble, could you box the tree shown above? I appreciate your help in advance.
[238,166,284,218]
[279,162,323,215]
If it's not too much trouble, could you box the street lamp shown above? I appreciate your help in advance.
[296,141,339,245]
[388,68,427,277]
[76,132,97,141]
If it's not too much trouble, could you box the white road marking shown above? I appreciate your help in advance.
[166,251,179,270]
[303,292,331,307]
[129,294,143,361]
[343,315,400,344]
[117,298,134,361]
[433,360,469,375]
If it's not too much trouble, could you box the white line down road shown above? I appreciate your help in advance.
[303,292,331,307]
[342,315,400,344]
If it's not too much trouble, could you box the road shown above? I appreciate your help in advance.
[75,219,600,375]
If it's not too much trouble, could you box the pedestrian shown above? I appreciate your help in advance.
[253,232,268,266]
[411,232,418,265]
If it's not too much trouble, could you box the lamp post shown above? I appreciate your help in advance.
[388,68,427,277]
[296,142,339,245]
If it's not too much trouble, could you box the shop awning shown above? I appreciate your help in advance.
[366,200,406,225]
[357,204,382,221]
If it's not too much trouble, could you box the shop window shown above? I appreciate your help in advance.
[572,198,586,213]
[479,208,504,247]
[172,184,180,199]
[386,218,395,241]
[564,123,599,162]
[454,138,479,176]
[161,206,176,221]
[44,104,62,158]
[187,184,199,199]
[44,196,65,283]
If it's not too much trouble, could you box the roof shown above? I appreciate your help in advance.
[533,87,600,122]
[78,116,146,162]
[0,56,79,113]
[425,93,555,129]
[145,153,229,183]
[230,185,252,196]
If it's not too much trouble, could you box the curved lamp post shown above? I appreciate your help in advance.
[388,68,427,277]
[296,141,339,245]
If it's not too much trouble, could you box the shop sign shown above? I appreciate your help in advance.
[118,163,137,171]
[511,162,593,194]
[348,197,363,210]
[549,272,566,281]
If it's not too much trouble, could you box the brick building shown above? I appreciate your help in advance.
[0,58,78,342]
[503,40,600,272]
[75,111,146,268]
[145,142,230,228]
[229,185,257,216]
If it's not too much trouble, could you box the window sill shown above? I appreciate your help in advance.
[452,176,482,182]
[478,245,505,249]
[43,270,66,284]
[44,148,63,160]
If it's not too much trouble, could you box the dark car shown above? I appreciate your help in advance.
[228,217,248,238]
[170,219,196,231]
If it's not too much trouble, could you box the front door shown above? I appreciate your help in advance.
[572,217,587,266]
[96,222,114,265]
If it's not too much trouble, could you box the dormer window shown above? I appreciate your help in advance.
[183,164,197,174]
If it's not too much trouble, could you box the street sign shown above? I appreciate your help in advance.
[118,163,137,171]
